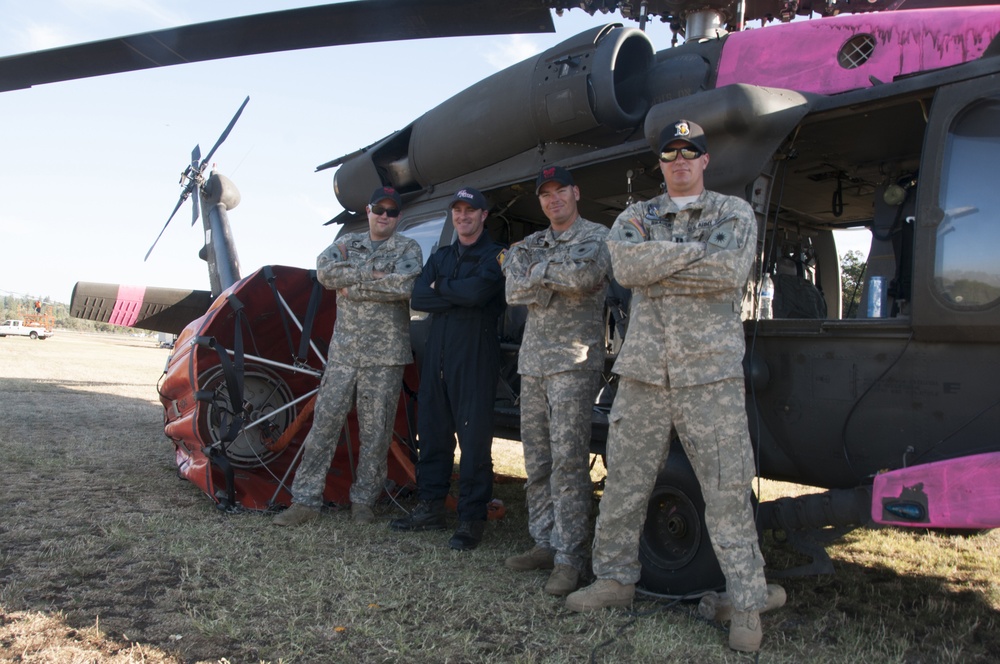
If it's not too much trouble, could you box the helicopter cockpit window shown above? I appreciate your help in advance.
[935,98,1000,308]
[398,214,445,263]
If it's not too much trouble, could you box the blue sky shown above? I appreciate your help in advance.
[0,1,870,303]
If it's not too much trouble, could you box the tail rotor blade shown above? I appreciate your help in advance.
[190,185,201,226]
[200,95,249,169]
[148,97,248,260]
[146,192,187,261]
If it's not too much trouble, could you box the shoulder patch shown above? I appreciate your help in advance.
[609,217,647,244]
[570,241,600,260]
[707,219,739,250]
[497,248,507,267]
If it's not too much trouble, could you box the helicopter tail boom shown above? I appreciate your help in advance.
[70,282,213,335]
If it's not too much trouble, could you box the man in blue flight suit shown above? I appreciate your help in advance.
[390,187,507,550]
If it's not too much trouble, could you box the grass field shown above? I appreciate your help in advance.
[0,332,998,663]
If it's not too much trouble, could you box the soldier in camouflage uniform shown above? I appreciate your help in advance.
[274,186,422,527]
[565,120,779,653]
[502,166,610,596]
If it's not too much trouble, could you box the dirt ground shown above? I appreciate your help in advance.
[1,332,998,664]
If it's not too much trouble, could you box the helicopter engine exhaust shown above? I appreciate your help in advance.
[333,24,654,212]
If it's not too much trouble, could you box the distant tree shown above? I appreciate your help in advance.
[841,250,866,318]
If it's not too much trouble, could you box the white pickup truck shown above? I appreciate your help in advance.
[0,319,53,339]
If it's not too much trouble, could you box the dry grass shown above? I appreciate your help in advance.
[0,333,998,663]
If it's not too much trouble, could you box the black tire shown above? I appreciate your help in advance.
[28,331,38,339]
[638,443,725,595]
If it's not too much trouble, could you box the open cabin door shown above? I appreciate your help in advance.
[913,75,1000,342]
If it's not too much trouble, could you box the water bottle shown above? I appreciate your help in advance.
[867,276,886,318]
[759,273,774,320]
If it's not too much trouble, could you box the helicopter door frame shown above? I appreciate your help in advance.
[913,74,1000,342]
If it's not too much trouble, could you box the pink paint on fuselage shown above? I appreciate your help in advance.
[717,8,1000,95]
[872,451,1000,529]
[110,284,146,327]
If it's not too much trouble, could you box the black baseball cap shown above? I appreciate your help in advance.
[658,119,708,154]
[449,187,488,210]
[369,186,402,208]
[535,165,575,194]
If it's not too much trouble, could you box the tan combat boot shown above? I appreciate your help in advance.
[729,610,763,652]
[352,503,375,524]
[565,578,635,612]
[543,564,579,596]
[273,503,320,527]
[505,545,555,571]
[698,583,787,622]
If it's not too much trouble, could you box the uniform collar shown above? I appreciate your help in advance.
[364,231,400,251]
[453,228,491,250]
[543,215,585,243]
[657,189,710,214]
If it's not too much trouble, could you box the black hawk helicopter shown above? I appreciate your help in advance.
[5,0,999,595]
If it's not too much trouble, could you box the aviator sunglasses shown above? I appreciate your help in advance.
[659,147,704,162]
[370,204,401,218]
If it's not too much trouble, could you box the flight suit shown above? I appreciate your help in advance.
[503,216,610,572]
[291,231,422,509]
[593,189,769,612]
[410,230,506,522]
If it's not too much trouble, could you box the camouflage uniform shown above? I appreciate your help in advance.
[503,217,610,572]
[593,189,768,612]
[290,231,422,509]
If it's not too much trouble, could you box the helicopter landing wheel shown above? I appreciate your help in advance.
[638,444,725,595]
[198,364,296,468]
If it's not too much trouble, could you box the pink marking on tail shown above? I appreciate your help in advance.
[110,285,146,327]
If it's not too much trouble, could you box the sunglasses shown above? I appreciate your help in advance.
[370,204,400,218]
[659,148,704,162]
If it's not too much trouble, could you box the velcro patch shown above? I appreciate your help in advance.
[707,220,739,249]
[610,217,647,244]
[570,241,600,260]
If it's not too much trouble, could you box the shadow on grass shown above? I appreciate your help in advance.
[1,377,998,663]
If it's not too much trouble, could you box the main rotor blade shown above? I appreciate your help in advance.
[200,96,250,170]
[0,0,555,92]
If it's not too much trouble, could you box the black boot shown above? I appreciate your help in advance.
[448,520,485,551]
[389,500,447,531]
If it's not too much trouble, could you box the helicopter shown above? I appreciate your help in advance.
[7,0,999,596]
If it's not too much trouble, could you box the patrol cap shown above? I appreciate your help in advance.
[534,165,575,194]
[658,119,708,154]
[369,186,402,208]
[449,187,488,210]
